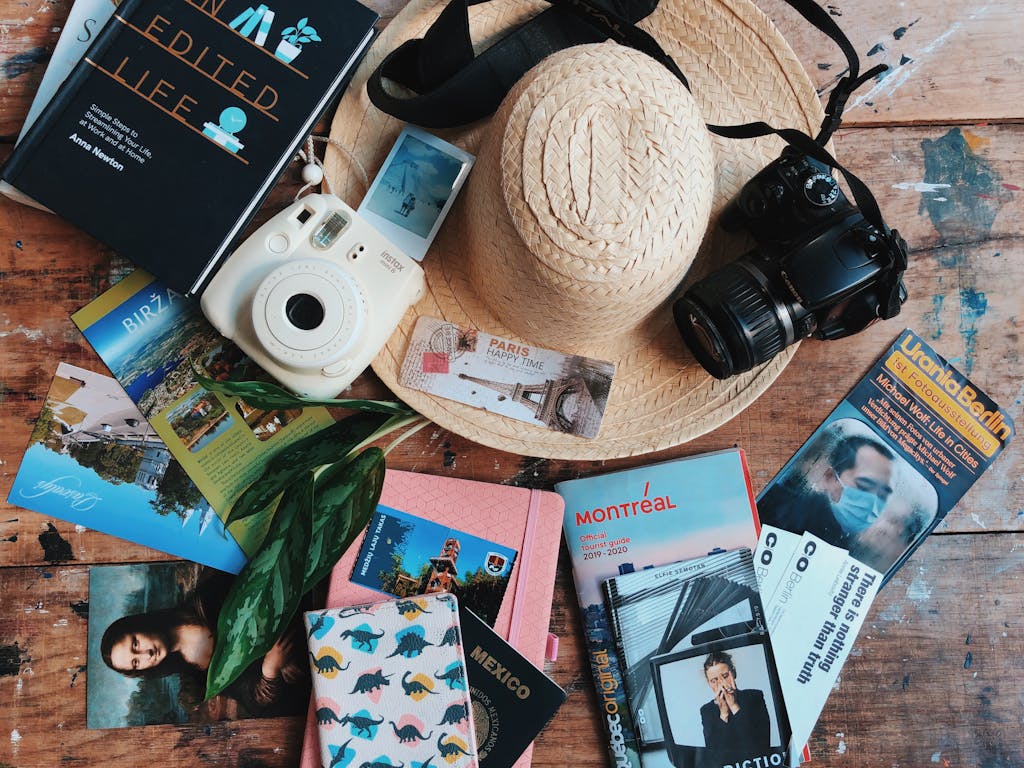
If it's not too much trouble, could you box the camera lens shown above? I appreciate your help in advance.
[673,260,801,379]
[285,293,325,331]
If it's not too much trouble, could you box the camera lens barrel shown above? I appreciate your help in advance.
[673,260,799,379]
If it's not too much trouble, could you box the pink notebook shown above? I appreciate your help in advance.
[300,468,565,768]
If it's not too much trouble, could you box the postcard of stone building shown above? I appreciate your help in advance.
[7,363,247,573]
[399,316,616,438]
[349,504,518,627]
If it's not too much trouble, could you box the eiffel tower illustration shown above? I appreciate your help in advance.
[458,372,588,432]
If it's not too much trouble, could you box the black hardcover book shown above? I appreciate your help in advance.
[461,607,566,768]
[1,0,378,294]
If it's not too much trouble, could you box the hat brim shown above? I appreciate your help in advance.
[327,0,824,459]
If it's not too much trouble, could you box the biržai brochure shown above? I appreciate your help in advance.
[555,448,762,768]
[72,270,334,556]
[7,363,246,573]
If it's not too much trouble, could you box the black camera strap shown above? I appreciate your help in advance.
[366,0,660,128]
[366,0,883,140]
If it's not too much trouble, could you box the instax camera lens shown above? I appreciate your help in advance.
[285,293,325,331]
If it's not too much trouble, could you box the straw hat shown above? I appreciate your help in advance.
[327,0,824,459]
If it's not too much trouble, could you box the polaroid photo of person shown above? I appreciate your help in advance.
[651,634,791,768]
[358,125,475,261]
[757,417,940,581]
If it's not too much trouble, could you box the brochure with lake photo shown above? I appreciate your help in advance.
[7,363,246,573]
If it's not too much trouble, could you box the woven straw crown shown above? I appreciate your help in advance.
[465,44,714,349]
[327,0,825,459]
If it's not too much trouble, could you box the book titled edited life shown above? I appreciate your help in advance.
[349,505,519,628]
[753,328,1013,763]
[460,606,566,768]
[555,448,762,768]
[0,0,379,295]
[399,316,616,438]
[604,549,791,768]
[72,270,335,556]
[7,363,246,573]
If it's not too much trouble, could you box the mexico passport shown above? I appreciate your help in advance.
[461,607,566,768]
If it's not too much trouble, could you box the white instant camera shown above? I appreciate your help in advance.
[201,194,425,398]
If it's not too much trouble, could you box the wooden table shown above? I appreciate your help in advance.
[2,0,1021,766]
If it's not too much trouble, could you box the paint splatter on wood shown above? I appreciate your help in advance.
[38,522,73,563]
[928,293,945,340]
[70,600,89,620]
[893,19,920,40]
[0,643,30,677]
[68,663,86,688]
[0,47,48,79]
[958,288,988,374]
[920,128,1012,246]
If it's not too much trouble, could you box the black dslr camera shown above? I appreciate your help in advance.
[673,149,908,379]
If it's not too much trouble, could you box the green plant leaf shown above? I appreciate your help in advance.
[189,365,415,416]
[206,472,314,700]
[225,412,391,526]
[303,447,385,594]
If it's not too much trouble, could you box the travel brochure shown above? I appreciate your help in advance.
[749,328,1013,763]
[555,448,762,768]
[757,329,1013,583]
[72,270,335,557]
[7,363,246,573]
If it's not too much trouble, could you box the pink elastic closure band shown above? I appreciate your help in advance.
[508,489,542,651]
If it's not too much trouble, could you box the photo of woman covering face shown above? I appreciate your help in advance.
[652,638,790,768]
[87,562,310,729]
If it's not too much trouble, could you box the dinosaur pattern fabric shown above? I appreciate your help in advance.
[305,594,479,768]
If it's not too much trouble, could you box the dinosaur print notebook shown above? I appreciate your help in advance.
[305,593,479,768]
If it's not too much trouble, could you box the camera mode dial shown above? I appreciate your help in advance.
[251,258,365,370]
[803,172,840,207]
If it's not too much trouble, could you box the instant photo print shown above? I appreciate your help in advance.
[651,634,791,768]
[358,126,475,261]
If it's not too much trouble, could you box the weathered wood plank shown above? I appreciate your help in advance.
[0,535,1020,767]
[758,0,1024,126]
[0,0,71,139]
